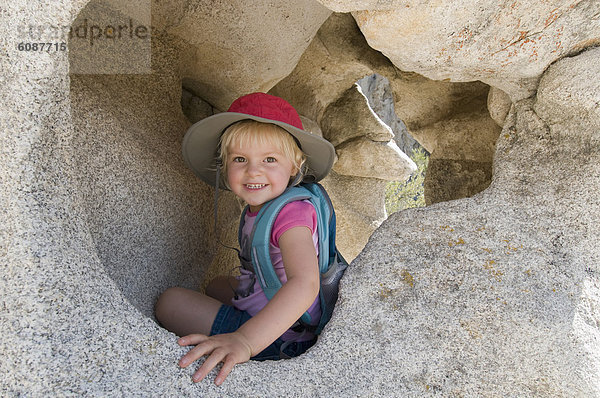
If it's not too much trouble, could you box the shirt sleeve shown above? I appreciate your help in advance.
[270,201,318,247]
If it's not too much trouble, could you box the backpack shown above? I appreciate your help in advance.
[238,182,348,336]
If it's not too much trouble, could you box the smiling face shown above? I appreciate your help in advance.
[226,140,296,212]
[219,121,305,213]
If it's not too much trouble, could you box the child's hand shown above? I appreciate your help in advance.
[177,332,253,385]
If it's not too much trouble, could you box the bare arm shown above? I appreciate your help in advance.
[178,226,319,385]
[237,225,319,351]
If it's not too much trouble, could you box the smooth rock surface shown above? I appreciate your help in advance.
[388,73,490,131]
[321,171,388,260]
[488,86,513,127]
[321,84,394,147]
[161,0,331,110]
[410,86,501,204]
[333,138,416,181]
[270,12,394,121]
[347,0,600,100]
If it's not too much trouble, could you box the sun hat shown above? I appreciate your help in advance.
[182,92,335,189]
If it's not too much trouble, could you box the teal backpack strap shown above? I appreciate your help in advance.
[250,184,319,324]
[300,183,334,274]
[301,183,348,335]
[250,182,347,333]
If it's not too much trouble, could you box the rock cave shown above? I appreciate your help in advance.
[2,0,599,396]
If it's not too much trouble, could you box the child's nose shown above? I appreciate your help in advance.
[246,161,263,175]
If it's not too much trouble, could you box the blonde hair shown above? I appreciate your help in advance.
[219,120,306,184]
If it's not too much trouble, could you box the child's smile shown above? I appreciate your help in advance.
[227,141,295,213]
[245,183,267,190]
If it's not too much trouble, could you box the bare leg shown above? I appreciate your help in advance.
[155,287,222,336]
[205,275,238,305]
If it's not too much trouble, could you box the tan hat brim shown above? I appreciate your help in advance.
[182,112,335,189]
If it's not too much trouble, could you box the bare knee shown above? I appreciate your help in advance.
[155,287,186,327]
[154,286,222,336]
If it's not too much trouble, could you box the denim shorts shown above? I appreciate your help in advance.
[210,304,316,361]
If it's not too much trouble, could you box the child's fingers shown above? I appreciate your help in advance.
[192,350,226,383]
[214,358,236,386]
[179,340,214,368]
[178,333,251,385]
[178,334,208,346]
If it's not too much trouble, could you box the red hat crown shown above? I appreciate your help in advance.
[227,92,304,130]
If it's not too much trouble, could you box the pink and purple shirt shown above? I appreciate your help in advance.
[232,200,321,341]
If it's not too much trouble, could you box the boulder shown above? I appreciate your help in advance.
[321,84,394,146]
[317,79,417,259]
[270,12,395,121]
[159,0,331,110]
[534,47,600,130]
[315,47,600,397]
[487,86,513,128]
[2,0,599,396]
[412,105,498,159]
[388,71,491,131]
[321,172,388,260]
[357,73,423,155]
[345,0,600,100]
[408,85,501,204]
[333,138,416,181]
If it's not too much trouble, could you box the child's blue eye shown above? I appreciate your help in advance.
[265,157,277,163]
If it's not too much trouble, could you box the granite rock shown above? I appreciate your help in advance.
[2,1,599,397]
[333,138,415,181]
[159,0,331,110]
[346,0,600,100]
[321,83,394,147]
[357,73,423,155]
[487,86,513,128]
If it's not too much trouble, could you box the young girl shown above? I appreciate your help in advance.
[155,93,336,385]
